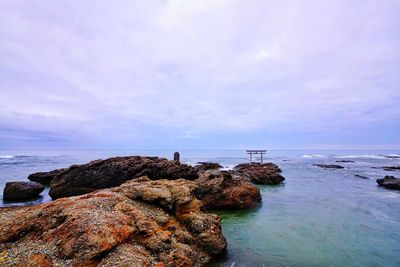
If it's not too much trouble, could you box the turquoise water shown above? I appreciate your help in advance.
[1,149,400,266]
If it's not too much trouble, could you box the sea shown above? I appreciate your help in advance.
[0,149,399,267]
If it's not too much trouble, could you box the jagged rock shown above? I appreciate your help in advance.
[234,163,285,185]
[3,181,45,201]
[193,162,223,173]
[313,164,344,169]
[376,176,400,190]
[28,156,198,200]
[0,177,226,266]
[195,170,261,210]
[28,168,69,185]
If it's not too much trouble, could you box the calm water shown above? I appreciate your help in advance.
[1,149,400,266]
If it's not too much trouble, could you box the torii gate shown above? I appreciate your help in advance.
[246,150,267,163]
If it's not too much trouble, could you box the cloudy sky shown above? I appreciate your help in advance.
[0,0,399,149]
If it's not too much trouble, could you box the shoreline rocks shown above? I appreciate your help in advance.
[193,162,223,173]
[3,181,45,201]
[28,156,198,200]
[313,164,344,169]
[195,170,261,210]
[376,176,400,190]
[0,177,227,266]
[234,163,285,185]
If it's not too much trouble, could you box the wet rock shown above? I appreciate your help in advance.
[195,170,261,210]
[355,175,369,179]
[371,166,400,171]
[0,177,226,266]
[3,181,45,201]
[35,156,198,199]
[234,163,285,185]
[194,162,223,173]
[313,164,344,169]
[376,176,400,190]
[336,160,355,163]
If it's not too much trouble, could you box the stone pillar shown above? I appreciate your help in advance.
[174,152,180,162]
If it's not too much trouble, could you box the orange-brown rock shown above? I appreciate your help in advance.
[0,177,226,266]
[195,170,261,210]
[234,163,285,185]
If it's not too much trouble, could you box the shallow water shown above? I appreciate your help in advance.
[1,149,400,266]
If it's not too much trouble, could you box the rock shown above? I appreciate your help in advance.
[313,164,344,169]
[376,176,400,190]
[0,177,227,266]
[336,160,355,163]
[174,152,180,162]
[28,168,69,185]
[234,163,285,185]
[3,181,45,201]
[384,155,400,159]
[371,166,400,171]
[194,162,223,173]
[34,156,198,200]
[195,170,261,210]
[355,175,369,179]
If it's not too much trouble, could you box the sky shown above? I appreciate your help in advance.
[0,0,399,149]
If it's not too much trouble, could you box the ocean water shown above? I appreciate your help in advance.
[1,149,400,266]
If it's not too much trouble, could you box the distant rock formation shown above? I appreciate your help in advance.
[313,164,344,169]
[376,176,400,190]
[234,163,285,185]
[3,181,44,201]
[0,177,227,266]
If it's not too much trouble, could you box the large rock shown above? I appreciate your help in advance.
[28,156,198,199]
[376,176,400,190]
[234,163,285,185]
[313,164,344,169]
[0,177,226,266]
[193,162,223,173]
[3,181,45,201]
[28,168,69,185]
[195,170,261,210]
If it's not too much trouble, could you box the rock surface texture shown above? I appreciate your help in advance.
[234,163,285,185]
[376,176,400,190]
[28,156,198,199]
[3,181,45,201]
[195,170,261,210]
[0,177,226,266]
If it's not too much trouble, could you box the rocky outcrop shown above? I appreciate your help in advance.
[28,156,198,200]
[234,163,285,185]
[3,181,45,201]
[28,168,69,185]
[376,176,400,190]
[195,170,261,210]
[0,177,226,266]
[193,162,223,173]
[313,164,344,169]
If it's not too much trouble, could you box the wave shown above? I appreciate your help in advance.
[300,154,326,158]
[335,155,386,159]
[0,155,14,159]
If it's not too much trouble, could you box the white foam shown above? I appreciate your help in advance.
[0,155,14,159]
[300,154,326,158]
[335,155,386,159]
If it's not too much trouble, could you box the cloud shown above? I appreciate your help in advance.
[0,0,399,148]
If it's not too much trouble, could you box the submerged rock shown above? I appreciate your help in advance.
[3,181,45,201]
[336,160,356,163]
[376,176,400,190]
[313,164,344,169]
[30,156,198,199]
[355,174,370,179]
[234,163,285,185]
[0,177,226,266]
[194,162,223,173]
[195,170,261,210]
